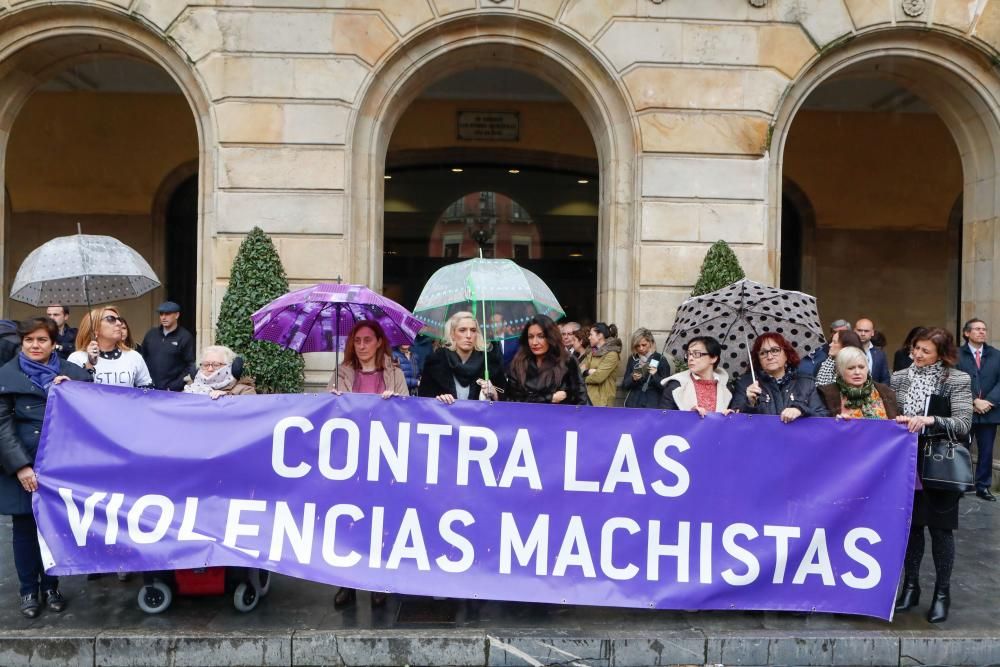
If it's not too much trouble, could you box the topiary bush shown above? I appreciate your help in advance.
[215,226,304,393]
[675,240,747,372]
[691,240,746,297]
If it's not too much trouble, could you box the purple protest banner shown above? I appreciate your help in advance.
[33,382,915,619]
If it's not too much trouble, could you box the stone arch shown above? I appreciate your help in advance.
[0,4,215,340]
[770,29,1000,328]
[349,13,639,328]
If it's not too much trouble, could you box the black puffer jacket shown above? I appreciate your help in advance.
[621,352,666,408]
[729,369,829,417]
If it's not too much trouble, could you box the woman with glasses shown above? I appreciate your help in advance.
[67,306,153,389]
[183,345,256,398]
[0,317,91,617]
[659,336,732,415]
[729,333,829,422]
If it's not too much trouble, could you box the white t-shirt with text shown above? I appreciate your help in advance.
[68,350,153,388]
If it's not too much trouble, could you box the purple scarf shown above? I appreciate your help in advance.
[19,351,61,392]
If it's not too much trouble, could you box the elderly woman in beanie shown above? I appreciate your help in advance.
[184,345,256,398]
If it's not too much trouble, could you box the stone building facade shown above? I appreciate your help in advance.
[1,0,999,386]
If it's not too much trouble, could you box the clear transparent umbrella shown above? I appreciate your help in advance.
[10,230,159,307]
[413,257,565,342]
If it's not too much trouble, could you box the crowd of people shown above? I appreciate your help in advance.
[0,300,253,618]
[0,301,994,625]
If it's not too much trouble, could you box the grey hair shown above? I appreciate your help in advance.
[835,345,868,377]
[200,345,236,365]
[442,311,487,352]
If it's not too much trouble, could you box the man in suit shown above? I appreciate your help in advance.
[855,317,891,384]
[490,313,519,369]
[798,318,850,377]
[957,318,1000,501]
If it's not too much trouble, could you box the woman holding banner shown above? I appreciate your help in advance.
[506,315,588,405]
[67,305,153,389]
[327,319,406,609]
[729,333,829,421]
[418,311,503,403]
[890,327,973,623]
[659,336,732,415]
[818,346,897,419]
[0,317,91,618]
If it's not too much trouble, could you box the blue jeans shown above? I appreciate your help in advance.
[972,424,998,491]
[11,513,57,596]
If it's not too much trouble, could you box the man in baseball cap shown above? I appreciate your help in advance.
[141,301,196,391]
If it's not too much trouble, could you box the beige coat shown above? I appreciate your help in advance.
[327,361,408,395]
[580,338,623,407]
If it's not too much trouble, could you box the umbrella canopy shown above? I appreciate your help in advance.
[413,257,564,340]
[251,283,424,353]
[10,233,159,306]
[664,279,825,377]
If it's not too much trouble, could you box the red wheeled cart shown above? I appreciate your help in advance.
[137,568,271,614]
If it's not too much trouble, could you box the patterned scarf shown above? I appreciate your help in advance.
[903,361,944,416]
[835,375,884,419]
[183,364,235,395]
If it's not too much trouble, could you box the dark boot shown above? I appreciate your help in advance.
[19,593,40,619]
[333,587,356,609]
[894,578,920,611]
[927,586,950,623]
[44,589,66,613]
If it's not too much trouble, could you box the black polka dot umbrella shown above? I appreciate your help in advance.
[664,279,825,378]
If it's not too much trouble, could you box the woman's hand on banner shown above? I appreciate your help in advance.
[16,466,38,493]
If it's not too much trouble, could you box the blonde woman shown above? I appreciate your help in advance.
[418,311,504,403]
[67,306,152,389]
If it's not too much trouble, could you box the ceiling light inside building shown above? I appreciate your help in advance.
[451,167,464,173]
[384,175,392,180]
[508,169,520,174]
[577,179,589,184]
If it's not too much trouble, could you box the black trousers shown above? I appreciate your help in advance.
[11,513,57,597]
[971,423,997,491]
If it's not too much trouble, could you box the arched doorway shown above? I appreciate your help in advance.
[383,67,599,321]
[348,16,638,332]
[772,31,1000,351]
[0,7,212,341]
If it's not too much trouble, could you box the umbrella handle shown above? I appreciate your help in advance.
[76,223,95,339]
[746,332,757,385]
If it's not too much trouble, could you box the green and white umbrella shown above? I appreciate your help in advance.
[413,257,565,341]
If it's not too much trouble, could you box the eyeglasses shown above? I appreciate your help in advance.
[758,347,783,358]
[686,350,709,359]
[200,361,225,370]
[102,315,123,324]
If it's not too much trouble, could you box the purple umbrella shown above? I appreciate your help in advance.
[251,283,425,388]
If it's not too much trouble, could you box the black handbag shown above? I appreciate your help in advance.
[920,424,975,493]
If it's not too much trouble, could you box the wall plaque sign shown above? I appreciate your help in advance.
[458,111,519,141]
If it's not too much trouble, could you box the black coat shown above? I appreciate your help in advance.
[621,352,665,408]
[417,347,507,401]
[506,355,588,405]
[729,369,830,417]
[141,325,195,391]
[957,343,1000,425]
[0,355,92,515]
